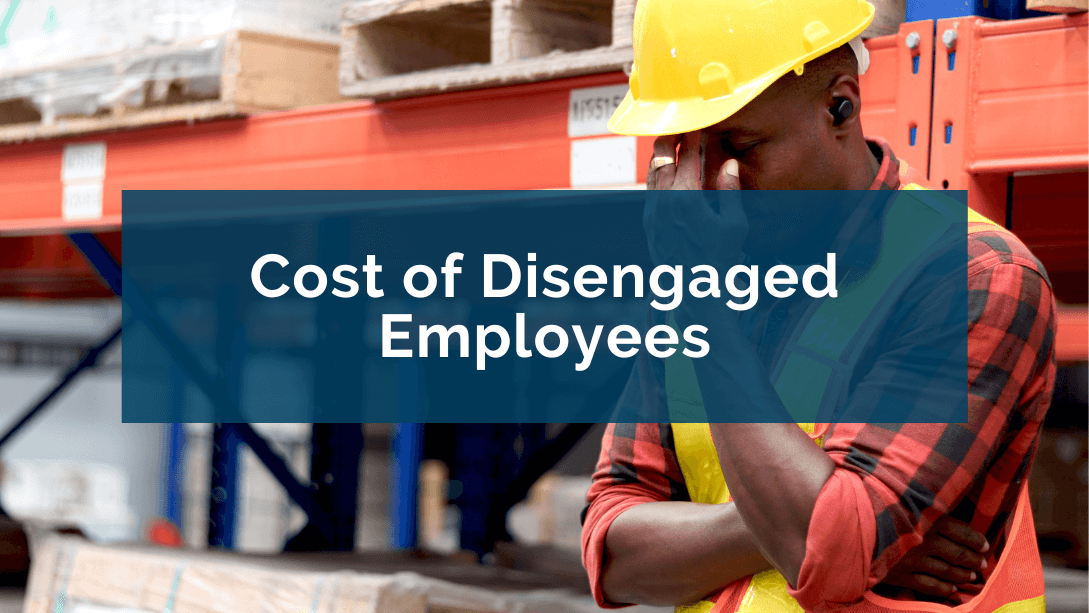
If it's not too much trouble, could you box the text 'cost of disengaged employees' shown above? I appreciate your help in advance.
[250,252,839,370]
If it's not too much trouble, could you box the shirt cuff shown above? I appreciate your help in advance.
[581,487,659,609]
[787,470,877,612]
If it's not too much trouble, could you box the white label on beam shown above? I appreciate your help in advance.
[63,182,104,221]
[61,142,106,221]
[61,142,107,182]
[571,136,636,188]
[568,84,630,138]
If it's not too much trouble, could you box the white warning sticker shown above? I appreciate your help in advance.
[63,182,104,221]
[568,84,630,138]
[61,142,107,183]
[61,142,107,221]
[570,136,637,187]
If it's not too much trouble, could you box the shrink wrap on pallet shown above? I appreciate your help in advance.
[0,1,341,75]
[0,1,343,139]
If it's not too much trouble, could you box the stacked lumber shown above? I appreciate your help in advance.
[339,0,907,101]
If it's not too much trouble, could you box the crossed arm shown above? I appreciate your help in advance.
[591,436,989,608]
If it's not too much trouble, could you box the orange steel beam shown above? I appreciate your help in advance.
[1056,305,1089,364]
[0,72,633,235]
[0,30,911,299]
[927,14,1088,362]
[859,22,936,184]
[929,13,1089,222]
[0,31,919,236]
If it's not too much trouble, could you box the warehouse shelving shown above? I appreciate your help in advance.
[0,15,1084,553]
[927,12,1088,357]
[929,13,1088,220]
[856,21,937,178]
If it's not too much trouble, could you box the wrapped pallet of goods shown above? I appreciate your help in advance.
[23,534,610,613]
[0,0,345,142]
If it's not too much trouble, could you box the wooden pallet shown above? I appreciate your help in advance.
[339,0,907,101]
[0,30,343,144]
[339,0,635,100]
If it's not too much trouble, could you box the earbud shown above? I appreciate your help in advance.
[831,98,853,125]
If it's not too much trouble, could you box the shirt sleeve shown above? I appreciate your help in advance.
[580,316,690,608]
[788,247,1056,610]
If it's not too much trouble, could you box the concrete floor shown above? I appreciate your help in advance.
[0,588,22,613]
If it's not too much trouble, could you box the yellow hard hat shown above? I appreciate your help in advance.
[608,0,875,136]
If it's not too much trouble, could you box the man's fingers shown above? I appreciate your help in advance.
[649,135,680,189]
[902,573,958,598]
[674,131,701,188]
[654,163,677,190]
[652,134,681,160]
[715,158,740,191]
[935,516,990,554]
[932,535,987,571]
[917,556,977,584]
[651,156,677,171]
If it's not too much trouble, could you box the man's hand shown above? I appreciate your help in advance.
[880,515,989,601]
[647,133,740,191]
[643,132,747,276]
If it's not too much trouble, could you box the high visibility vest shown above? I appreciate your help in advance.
[665,187,1046,613]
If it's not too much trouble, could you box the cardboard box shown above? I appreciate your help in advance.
[23,535,601,613]
[0,29,343,143]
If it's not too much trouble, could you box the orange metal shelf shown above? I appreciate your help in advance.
[0,30,924,235]
[0,33,909,299]
[0,233,121,299]
[1056,306,1089,364]
[0,19,1082,229]
[0,21,1082,359]
[930,13,1088,222]
[858,22,937,183]
[0,72,635,234]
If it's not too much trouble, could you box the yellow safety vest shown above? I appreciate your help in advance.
[665,187,1046,613]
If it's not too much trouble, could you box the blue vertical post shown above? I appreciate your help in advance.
[208,423,241,548]
[208,288,243,549]
[162,363,186,529]
[163,423,186,527]
[391,423,423,549]
[285,217,365,552]
[300,424,364,551]
[390,360,422,549]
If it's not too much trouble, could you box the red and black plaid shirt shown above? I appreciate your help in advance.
[581,139,1057,609]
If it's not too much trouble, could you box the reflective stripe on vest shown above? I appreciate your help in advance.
[666,188,1045,613]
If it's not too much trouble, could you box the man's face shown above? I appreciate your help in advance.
[698,79,847,257]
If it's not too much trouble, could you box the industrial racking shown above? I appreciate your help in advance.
[0,14,1084,553]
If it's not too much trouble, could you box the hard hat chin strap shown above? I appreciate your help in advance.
[847,36,870,75]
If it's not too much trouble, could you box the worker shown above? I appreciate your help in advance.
[581,1,1057,612]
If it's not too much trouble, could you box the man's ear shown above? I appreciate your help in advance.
[826,75,862,136]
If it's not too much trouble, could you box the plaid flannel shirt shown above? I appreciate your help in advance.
[580,139,1057,610]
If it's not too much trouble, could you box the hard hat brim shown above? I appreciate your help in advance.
[607,73,779,137]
